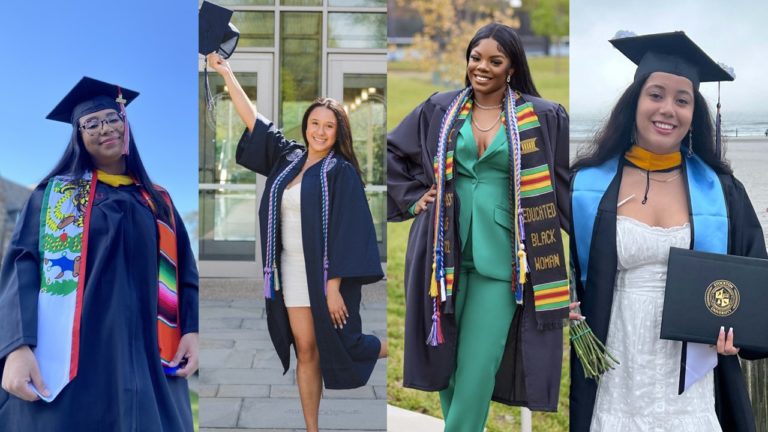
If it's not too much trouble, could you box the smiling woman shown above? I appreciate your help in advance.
[634,72,694,154]
[388,22,571,432]
[570,31,768,432]
[0,77,199,431]
[206,51,386,432]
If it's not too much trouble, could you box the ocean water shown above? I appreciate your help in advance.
[570,132,768,246]
[571,112,768,140]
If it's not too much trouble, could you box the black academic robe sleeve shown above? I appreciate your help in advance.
[236,113,304,176]
[172,205,199,335]
[0,186,44,366]
[723,175,768,359]
[387,97,434,222]
[716,174,768,432]
[551,104,571,233]
[327,162,383,285]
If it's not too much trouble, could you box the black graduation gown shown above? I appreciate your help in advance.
[569,161,768,432]
[387,90,571,410]
[236,114,383,390]
[0,181,199,431]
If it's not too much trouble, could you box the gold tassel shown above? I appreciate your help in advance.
[518,246,527,284]
[429,263,438,297]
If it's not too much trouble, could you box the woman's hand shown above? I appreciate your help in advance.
[1,345,48,401]
[207,52,232,77]
[413,185,437,215]
[206,52,257,131]
[171,333,199,377]
[569,301,584,321]
[715,326,740,356]
[326,278,348,329]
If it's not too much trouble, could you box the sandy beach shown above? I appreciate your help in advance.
[571,136,768,245]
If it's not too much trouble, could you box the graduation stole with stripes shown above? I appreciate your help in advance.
[37,170,181,401]
[429,88,569,345]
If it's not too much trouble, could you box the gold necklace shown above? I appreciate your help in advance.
[471,110,502,132]
[474,100,503,110]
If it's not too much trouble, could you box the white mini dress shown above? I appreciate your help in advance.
[280,183,311,307]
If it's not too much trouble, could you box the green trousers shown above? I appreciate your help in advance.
[439,258,517,431]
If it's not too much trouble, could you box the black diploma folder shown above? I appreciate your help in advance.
[661,247,768,351]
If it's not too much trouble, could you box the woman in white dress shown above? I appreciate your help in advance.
[208,53,387,432]
[570,31,768,431]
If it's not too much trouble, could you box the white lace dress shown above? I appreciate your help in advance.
[280,183,311,307]
[590,216,721,431]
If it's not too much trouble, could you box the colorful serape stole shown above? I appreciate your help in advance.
[91,173,185,367]
[134,178,182,373]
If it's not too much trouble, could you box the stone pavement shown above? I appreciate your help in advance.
[198,277,386,432]
[386,405,444,431]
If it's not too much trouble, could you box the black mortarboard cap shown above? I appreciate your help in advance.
[610,31,734,90]
[199,1,240,58]
[46,76,139,125]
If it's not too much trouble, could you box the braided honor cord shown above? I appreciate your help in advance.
[504,87,528,304]
[264,151,305,298]
[427,88,470,346]
[320,150,335,295]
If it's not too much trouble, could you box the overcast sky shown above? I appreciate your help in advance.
[570,0,768,120]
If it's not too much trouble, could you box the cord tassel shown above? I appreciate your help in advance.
[263,267,272,299]
[426,299,442,346]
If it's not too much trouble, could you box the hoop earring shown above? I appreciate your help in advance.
[506,75,511,84]
[687,128,694,157]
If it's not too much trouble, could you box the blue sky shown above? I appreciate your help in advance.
[0,0,198,219]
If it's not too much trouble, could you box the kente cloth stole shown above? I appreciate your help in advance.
[37,171,181,401]
[429,88,569,345]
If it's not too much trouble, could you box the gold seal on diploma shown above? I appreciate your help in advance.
[704,280,740,316]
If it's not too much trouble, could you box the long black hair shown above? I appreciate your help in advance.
[301,97,364,180]
[572,75,732,174]
[464,22,541,97]
[42,127,172,222]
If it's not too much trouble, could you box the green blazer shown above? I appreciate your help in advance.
[455,117,514,281]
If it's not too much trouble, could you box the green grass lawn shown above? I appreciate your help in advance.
[386,57,570,431]
[191,390,199,432]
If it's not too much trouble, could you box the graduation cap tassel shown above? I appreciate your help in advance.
[116,86,130,156]
[715,82,722,160]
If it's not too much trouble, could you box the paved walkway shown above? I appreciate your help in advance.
[386,405,444,431]
[198,278,386,432]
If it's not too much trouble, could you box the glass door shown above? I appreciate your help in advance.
[328,54,387,259]
[198,54,273,277]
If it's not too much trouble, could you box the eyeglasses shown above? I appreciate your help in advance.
[79,112,125,136]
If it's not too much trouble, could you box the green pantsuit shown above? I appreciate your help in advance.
[439,118,517,431]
